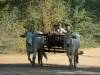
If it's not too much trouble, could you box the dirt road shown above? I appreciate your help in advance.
[0,48,100,75]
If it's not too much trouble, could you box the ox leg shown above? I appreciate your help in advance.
[38,48,44,67]
[69,53,75,70]
[76,54,79,63]
[74,49,79,69]
[38,49,41,65]
[68,55,73,69]
[32,57,36,66]
[32,54,36,65]
[75,49,79,64]
[66,51,74,69]
[74,54,79,69]
[40,50,43,67]
[38,49,43,67]
[74,55,77,68]
[65,52,72,69]
[72,55,75,69]
[32,49,37,65]
[27,52,32,65]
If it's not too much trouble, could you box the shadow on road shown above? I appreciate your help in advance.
[0,63,100,74]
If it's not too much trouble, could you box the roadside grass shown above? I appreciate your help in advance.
[0,33,100,54]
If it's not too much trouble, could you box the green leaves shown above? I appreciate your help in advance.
[0,0,100,53]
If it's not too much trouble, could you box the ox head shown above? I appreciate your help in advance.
[25,32,33,46]
[64,32,72,47]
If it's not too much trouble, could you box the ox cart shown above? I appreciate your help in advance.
[20,31,83,69]
[42,33,65,53]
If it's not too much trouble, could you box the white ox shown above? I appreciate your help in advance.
[64,32,80,69]
[21,31,47,67]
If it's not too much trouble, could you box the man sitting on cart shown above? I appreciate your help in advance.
[52,21,67,47]
[53,21,66,34]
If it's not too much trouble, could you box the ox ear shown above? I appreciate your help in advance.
[20,34,25,38]
[20,32,27,38]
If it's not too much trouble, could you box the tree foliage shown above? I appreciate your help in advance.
[0,0,100,53]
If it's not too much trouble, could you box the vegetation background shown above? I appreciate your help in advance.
[0,0,100,54]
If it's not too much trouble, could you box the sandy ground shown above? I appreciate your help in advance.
[0,48,100,75]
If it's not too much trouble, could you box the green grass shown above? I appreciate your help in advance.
[0,32,100,54]
[80,35,100,48]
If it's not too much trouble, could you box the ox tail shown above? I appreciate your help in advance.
[77,50,84,55]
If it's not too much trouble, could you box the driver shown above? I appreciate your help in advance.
[53,21,66,34]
